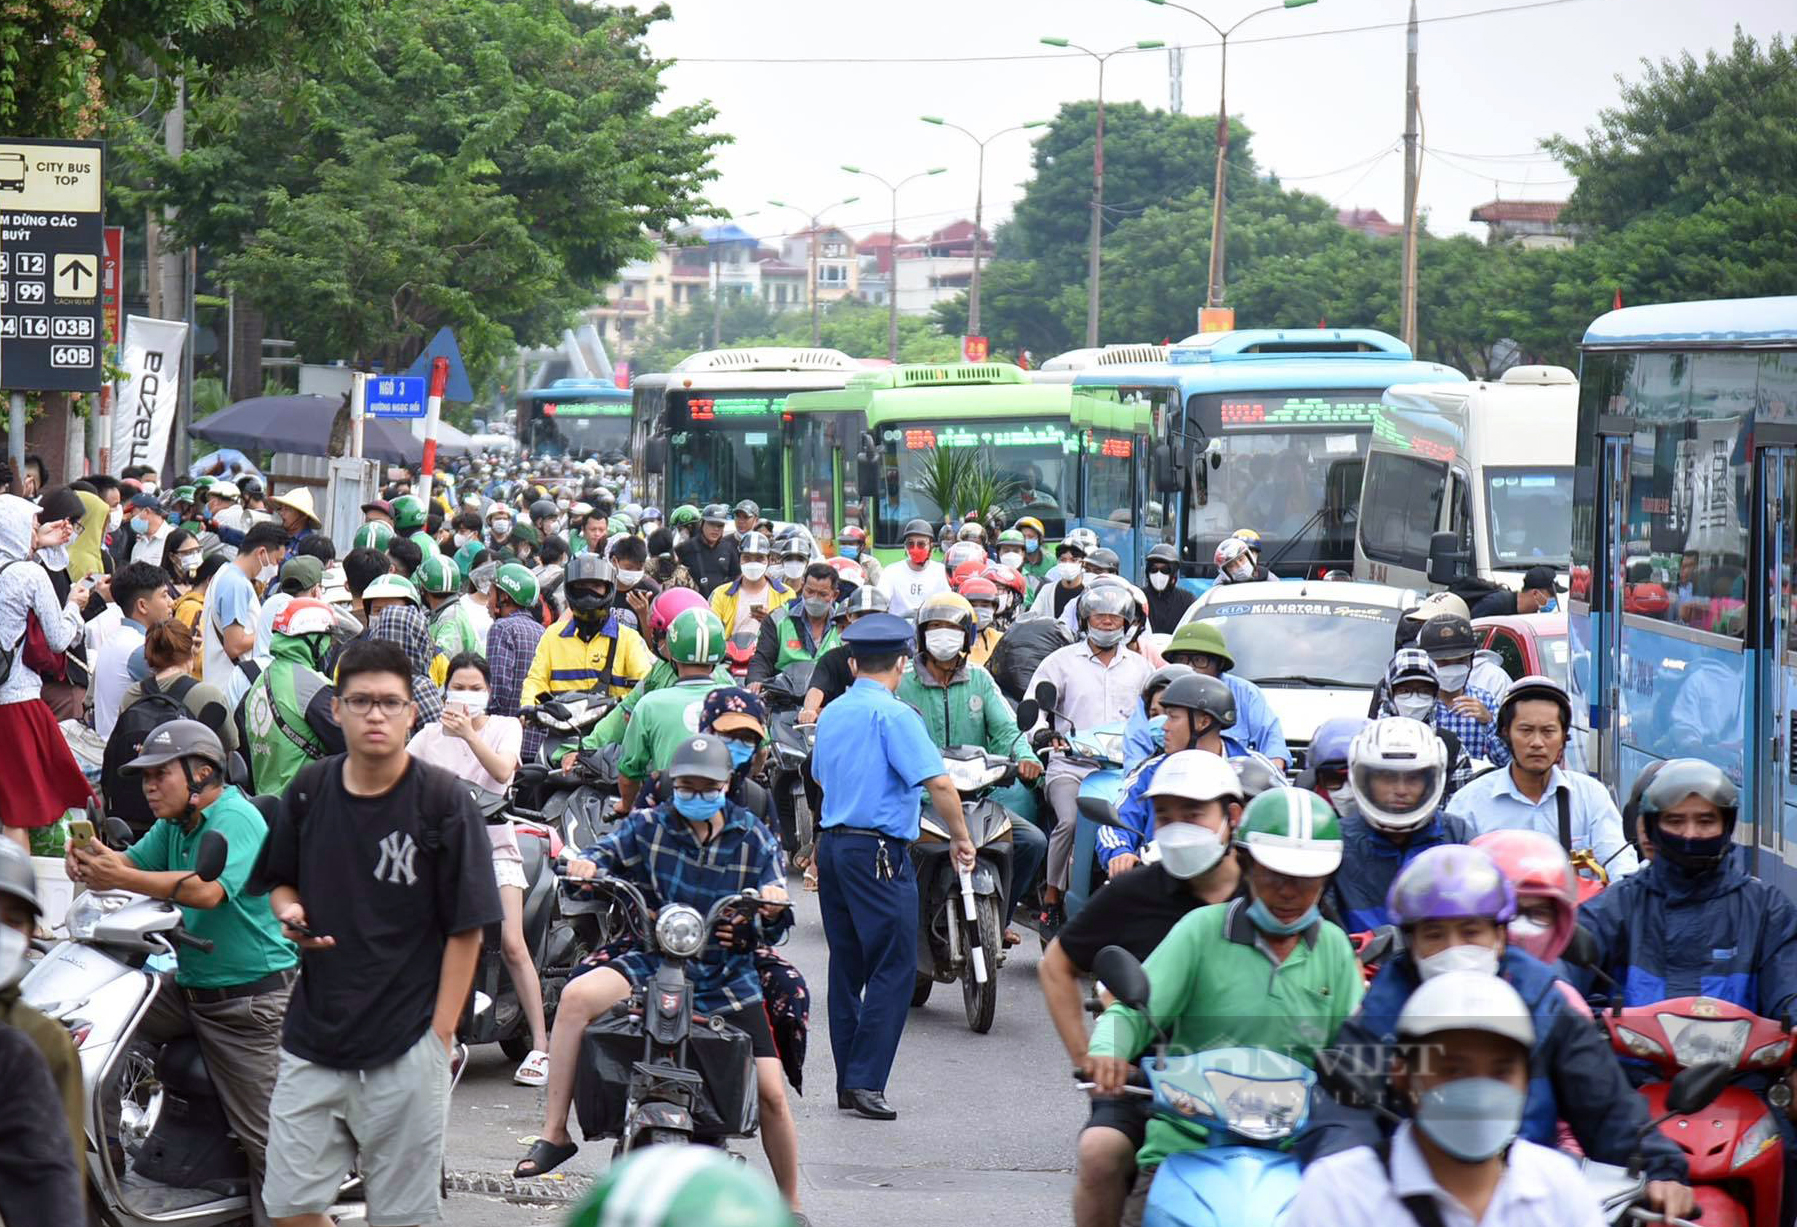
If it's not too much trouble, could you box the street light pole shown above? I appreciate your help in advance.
[768,196,859,347]
[842,165,946,362]
[1041,38,1164,349]
[920,120,1046,338]
[1145,0,1317,310]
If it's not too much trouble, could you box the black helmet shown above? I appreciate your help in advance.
[732,499,760,519]
[1160,673,1237,729]
[702,503,729,525]
[666,734,734,785]
[902,518,934,543]
[835,586,890,620]
[1086,548,1121,575]
[530,498,557,521]
[1146,543,1179,565]
[1638,758,1739,870]
[1142,663,1195,707]
[1417,614,1476,660]
[0,839,39,917]
[121,718,226,776]
[565,553,615,586]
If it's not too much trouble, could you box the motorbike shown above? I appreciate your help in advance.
[509,752,627,953]
[908,745,1018,1033]
[1348,925,1401,986]
[760,662,818,863]
[725,628,759,683]
[21,821,475,1226]
[1077,946,1316,1226]
[1017,681,1127,931]
[456,784,583,1062]
[566,871,789,1156]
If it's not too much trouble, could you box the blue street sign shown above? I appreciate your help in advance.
[366,375,427,418]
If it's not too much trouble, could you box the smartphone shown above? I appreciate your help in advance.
[67,818,96,846]
[283,917,320,939]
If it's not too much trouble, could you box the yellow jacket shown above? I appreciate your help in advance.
[969,625,1001,669]
[708,577,796,636]
[523,612,654,705]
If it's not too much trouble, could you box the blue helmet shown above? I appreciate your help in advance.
[1308,717,1369,773]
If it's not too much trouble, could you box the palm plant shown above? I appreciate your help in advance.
[909,443,978,523]
[960,453,1022,528]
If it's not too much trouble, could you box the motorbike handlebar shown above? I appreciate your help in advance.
[173,929,216,955]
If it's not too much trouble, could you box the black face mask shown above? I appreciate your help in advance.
[568,587,610,617]
[1647,813,1735,874]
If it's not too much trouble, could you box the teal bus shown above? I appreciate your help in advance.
[520,378,633,458]
[1070,328,1467,585]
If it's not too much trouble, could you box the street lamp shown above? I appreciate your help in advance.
[1145,0,1317,310]
[841,165,947,362]
[768,196,860,347]
[920,117,1047,338]
[1040,37,1165,348]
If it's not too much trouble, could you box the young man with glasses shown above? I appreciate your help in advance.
[259,640,501,1227]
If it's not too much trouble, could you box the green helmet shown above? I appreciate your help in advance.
[193,475,215,492]
[454,537,484,576]
[352,521,395,551]
[416,553,461,596]
[493,562,539,609]
[665,607,727,665]
[608,513,635,536]
[362,574,421,607]
[410,529,440,556]
[565,1146,792,1227]
[669,504,702,529]
[1237,788,1344,878]
[391,494,427,533]
[997,528,1026,547]
[1165,620,1235,670]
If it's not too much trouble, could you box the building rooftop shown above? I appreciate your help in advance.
[1336,207,1402,238]
[1469,199,1567,224]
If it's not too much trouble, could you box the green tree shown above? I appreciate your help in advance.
[1546,30,1797,231]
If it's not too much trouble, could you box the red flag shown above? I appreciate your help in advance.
[1318,315,1327,328]
[1613,288,1623,310]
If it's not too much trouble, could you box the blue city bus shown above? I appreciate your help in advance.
[1569,296,1797,878]
[520,378,633,458]
[1070,329,1466,587]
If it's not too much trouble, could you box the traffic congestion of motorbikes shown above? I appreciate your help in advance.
[1,440,1788,1227]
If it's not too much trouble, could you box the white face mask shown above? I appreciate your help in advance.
[454,532,473,548]
[1053,562,1082,584]
[448,689,489,714]
[1435,663,1471,692]
[177,551,203,573]
[490,518,511,537]
[1148,571,1171,591]
[924,628,965,662]
[1147,823,1226,880]
[36,543,69,570]
[1393,693,1436,720]
[740,561,767,582]
[1224,561,1254,583]
[257,561,278,585]
[107,506,123,532]
[781,559,807,581]
[615,569,644,590]
[999,550,1023,568]
[1416,943,1500,981]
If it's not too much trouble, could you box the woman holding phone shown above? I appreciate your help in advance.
[405,651,550,1085]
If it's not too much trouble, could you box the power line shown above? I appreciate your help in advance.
[1424,147,1579,187]
[669,0,1600,65]
[1331,149,1400,207]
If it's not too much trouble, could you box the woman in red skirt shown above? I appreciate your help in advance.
[0,494,95,854]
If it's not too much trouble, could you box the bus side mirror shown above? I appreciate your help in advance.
[644,436,667,475]
[1152,442,1182,494]
[1427,531,1469,586]
[857,433,881,499]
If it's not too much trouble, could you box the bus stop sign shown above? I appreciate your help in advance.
[0,138,105,393]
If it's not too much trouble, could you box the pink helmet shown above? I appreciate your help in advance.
[649,587,709,638]
[1471,829,1580,963]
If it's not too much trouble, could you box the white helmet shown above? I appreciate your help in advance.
[1397,970,1535,1048]
[1144,750,1245,803]
[1348,716,1447,833]
[1214,536,1254,581]
[1061,527,1100,556]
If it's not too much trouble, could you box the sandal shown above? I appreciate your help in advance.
[513,1049,550,1087]
[803,863,819,892]
[514,1137,579,1179]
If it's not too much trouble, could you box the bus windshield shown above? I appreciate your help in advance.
[872,418,1073,545]
[530,403,631,459]
[1486,466,1574,568]
[665,390,789,516]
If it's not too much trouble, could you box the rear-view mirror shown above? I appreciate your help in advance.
[1093,945,1152,1013]
[1426,531,1469,586]
[196,831,229,882]
[1562,925,1599,969]
[1033,681,1058,715]
[644,437,667,475]
[1015,699,1039,730]
[1077,796,1122,828]
[103,816,135,849]
[1152,442,1181,494]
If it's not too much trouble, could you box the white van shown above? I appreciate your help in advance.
[1353,365,1577,592]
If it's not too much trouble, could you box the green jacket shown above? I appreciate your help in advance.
[429,601,482,659]
[1086,898,1363,1169]
[242,636,335,796]
[585,658,732,749]
[0,990,83,1179]
[896,660,1039,765]
[618,676,725,780]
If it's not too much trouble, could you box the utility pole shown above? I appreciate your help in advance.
[1400,0,1420,350]
[920,118,1045,340]
[842,166,945,362]
[768,198,858,349]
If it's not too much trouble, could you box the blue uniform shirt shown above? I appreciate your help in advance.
[813,677,947,840]
[1121,676,1289,770]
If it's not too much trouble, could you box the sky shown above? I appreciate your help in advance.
[643,0,1789,249]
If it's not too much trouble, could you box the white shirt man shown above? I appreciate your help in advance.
[878,555,949,619]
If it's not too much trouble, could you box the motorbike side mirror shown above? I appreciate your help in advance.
[1093,945,1152,1013]
[195,830,230,883]
[1359,925,1400,964]
[1663,1061,1732,1117]
[103,816,135,849]
[516,763,549,786]
[1033,681,1058,715]
[1015,699,1039,730]
[1077,795,1122,828]
[1562,926,1599,969]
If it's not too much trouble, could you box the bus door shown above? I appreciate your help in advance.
[1082,429,1143,578]
[1750,432,1797,863]
[788,409,864,550]
[1586,422,1632,791]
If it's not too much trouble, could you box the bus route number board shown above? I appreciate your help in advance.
[1220,397,1380,427]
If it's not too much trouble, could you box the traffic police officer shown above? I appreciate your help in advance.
[812,612,975,1120]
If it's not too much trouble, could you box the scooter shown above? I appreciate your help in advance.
[725,628,759,683]
[567,872,789,1156]
[1016,681,1127,930]
[22,823,475,1226]
[908,745,1018,1033]
[509,753,626,953]
[760,662,818,863]
[1076,946,1316,1226]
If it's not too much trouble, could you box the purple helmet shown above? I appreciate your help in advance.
[1385,845,1517,927]
[1308,716,1369,772]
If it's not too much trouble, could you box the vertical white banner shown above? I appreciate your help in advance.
[112,314,189,475]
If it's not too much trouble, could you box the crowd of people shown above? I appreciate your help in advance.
[0,446,1786,1227]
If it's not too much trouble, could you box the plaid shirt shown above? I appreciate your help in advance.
[487,610,546,758]
[1434,683,1509,787]
[581,799,789,1014]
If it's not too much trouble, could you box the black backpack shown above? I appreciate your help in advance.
[102,674,204,835]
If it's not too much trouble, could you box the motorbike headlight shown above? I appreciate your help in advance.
[1750,1038,1791,1067]
[1202,1070,1309,1141]
[1614,1026,1667,1060]
[655,905,706,958]
[1732,1110,1782,1170]
[944,760,985,792]
[64,891,132,940]
[1159,1080,1211,1120]
[1093,731,1125,764]
[1659,1014,1750,1069]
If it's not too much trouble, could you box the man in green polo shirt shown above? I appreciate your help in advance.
[1085,788,1362,1222]
[748,562,842,687]
[615,607,729,813]
[67,720,295,1227]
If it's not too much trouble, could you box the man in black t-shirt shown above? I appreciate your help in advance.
[674,504,740,599]
[797,586,889,722]
[1038,750,1247,1227]
[261,639,501,1227]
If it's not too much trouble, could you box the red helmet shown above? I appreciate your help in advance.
[824,555,866,589]
[951,559,987,591]
[1471,829,1579,962]
[649,587,709,638]
[959,576,999,604]
[838,525,866,544]
[273,597,335,638]
[983,563,1026,600]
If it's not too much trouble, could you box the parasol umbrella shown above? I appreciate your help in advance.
[191,394,435,465]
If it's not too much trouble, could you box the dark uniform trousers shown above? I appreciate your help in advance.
[815,829,917,1094]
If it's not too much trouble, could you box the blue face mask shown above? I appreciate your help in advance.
[1148,713,1169,752]
[1413,1077,1527,1162]
[1539,598,1558,614]
[1245,897,1320,936]
[130,516,148,534]
[725,739,756,769]
[673,790,725,821]
[839,544,859,559]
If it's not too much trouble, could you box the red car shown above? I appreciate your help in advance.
[1472,611,1569,688]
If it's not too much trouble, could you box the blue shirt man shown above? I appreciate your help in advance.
[1446,763,1640,878]
[811,613,973,1120]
